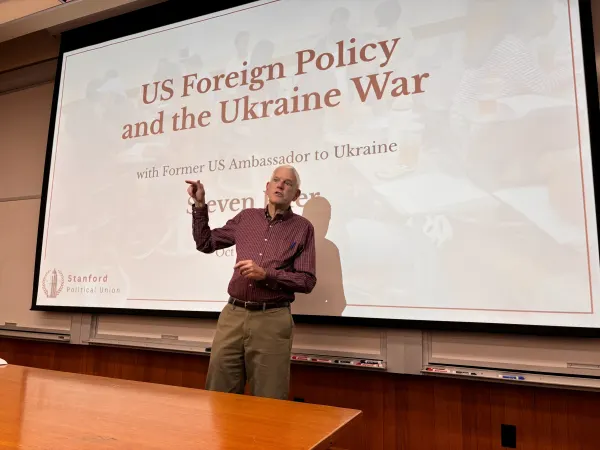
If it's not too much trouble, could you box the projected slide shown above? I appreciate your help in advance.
[35,0,600,327]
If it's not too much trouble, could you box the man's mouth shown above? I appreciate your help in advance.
[275,192,283,197]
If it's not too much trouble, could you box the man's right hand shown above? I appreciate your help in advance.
[185,180,206,207]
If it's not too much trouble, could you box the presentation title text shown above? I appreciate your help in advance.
[121,36,430,139]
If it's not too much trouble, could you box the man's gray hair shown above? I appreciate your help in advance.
[271,164,301,189]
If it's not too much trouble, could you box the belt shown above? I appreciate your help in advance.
[228,297,290,311]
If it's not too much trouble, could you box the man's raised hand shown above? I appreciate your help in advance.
[185,180,205,207]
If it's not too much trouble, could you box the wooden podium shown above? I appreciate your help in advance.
[0,365,361,449]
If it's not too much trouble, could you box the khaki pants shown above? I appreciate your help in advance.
[205,302,294,400]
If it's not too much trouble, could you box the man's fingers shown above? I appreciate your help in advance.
[235,260,258,278]
[185,180,203,191]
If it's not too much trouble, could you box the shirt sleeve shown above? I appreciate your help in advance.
[192,204,240,253]
[263,224,317,294]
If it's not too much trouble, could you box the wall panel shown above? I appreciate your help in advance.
[0,83,54,200]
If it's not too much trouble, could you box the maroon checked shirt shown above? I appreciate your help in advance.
[192,204,316,303]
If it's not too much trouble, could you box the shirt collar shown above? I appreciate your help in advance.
[265,205,293,221]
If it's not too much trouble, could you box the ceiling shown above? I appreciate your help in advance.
[0,0,63,25]
[0,0,166,43]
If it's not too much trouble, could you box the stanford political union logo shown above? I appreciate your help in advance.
[42,269,64,299]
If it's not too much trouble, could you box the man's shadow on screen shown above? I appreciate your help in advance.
[292,196,347,316]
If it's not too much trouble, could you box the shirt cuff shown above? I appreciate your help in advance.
[192,204,208,218]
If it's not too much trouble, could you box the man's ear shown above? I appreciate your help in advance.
[293,189,302,201]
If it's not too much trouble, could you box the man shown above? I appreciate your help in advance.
[185,165,316,400]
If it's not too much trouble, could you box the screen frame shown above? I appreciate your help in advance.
[31,0,600,337]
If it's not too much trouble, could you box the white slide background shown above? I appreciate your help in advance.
[36,0,600,327]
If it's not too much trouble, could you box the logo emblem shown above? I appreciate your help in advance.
[42,269,64,298]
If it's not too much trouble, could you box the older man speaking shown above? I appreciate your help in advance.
[186,165,316,400]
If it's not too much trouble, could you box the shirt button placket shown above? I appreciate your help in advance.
[259,221,273,266]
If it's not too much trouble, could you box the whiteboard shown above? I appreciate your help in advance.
[94,314,215,348]
[291,324,383,358]
[92,314,385,360]
[426,331,600,378]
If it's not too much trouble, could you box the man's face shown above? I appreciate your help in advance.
[266,168,300,207]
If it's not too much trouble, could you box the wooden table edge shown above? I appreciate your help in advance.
[310,409,363,450]
[1,365,365,450]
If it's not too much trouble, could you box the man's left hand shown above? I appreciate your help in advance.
[234,260,267,280]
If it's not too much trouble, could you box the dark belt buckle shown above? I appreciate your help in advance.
[241,300,261,310]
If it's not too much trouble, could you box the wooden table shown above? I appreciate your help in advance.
[0,365,361,449]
